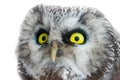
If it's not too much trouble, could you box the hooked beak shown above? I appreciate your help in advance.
[51,42,58,62]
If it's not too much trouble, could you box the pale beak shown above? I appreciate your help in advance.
[51,42,58,62]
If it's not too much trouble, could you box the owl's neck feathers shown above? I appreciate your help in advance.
[18,56,120,80]
[87,56,120,80]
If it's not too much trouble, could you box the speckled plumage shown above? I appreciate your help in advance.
[16,5,120,80]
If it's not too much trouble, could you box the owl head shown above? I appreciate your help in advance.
[17,5,120,80]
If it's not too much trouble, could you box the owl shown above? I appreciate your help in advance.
[16,5,120,80]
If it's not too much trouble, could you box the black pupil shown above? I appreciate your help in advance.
[75,36,79,41]
[42,36,46,41]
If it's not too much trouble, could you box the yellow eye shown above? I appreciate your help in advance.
[70,32,84,44]
[38,33,48,44]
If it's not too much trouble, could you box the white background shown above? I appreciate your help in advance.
[0,0,120,80]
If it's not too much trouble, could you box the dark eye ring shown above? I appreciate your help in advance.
[62,29,87,45]
[35,29,49,45]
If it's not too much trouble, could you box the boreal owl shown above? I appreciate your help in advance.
[16,5,120,80]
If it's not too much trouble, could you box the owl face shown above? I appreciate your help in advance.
[17,5,117,79]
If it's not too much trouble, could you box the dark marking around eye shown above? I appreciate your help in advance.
[62,28,87,45]
[35,28,49,45]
